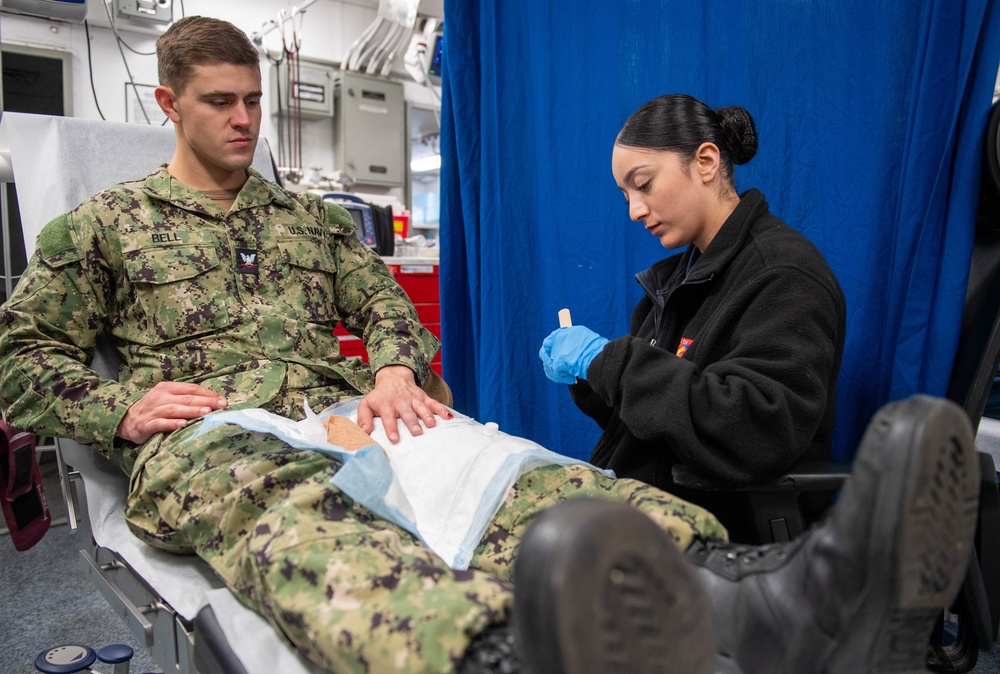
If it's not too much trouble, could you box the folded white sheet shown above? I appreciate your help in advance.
[195,400,612,569]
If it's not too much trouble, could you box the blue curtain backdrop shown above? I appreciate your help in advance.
[439,0,1000,462]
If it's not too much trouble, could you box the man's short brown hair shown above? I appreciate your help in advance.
[156,16,260,93]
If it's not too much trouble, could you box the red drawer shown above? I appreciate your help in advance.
[413,302,440,325]
[396,275,439,303]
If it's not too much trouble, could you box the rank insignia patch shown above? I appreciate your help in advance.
[237,248,259,275]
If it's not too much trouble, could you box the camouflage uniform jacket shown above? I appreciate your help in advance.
[0,166,439,461]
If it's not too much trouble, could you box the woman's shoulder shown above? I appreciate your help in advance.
[749,211,827,262]
[742,212,843,295]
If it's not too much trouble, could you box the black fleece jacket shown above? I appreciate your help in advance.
[572,189,846,503]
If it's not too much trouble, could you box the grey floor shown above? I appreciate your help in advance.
[1,523,162,674]
[1,454,160,674]
[3,457,1000,674]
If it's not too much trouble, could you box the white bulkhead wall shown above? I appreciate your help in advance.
[0,0,439,182]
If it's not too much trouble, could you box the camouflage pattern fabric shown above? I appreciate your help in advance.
[0,166,728,673]
[0,166,438,471]
[126,420,727,674]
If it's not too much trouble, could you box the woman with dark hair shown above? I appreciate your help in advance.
[539,94,847,541]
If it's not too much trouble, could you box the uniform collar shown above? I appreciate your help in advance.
[636,188,769,301]
[142,165,296,217]
[693,187,767,278]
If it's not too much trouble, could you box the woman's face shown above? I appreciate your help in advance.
[611,144,716,251]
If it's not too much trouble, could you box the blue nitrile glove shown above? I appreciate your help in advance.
[539,326,610,384]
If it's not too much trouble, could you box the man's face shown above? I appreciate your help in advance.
[168,62,263,181]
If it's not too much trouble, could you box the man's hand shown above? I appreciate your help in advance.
[357,365,452,443]
[117,381,228,445]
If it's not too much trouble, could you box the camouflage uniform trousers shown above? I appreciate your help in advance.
[124,420,728,674]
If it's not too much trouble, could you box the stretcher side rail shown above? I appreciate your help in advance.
[60,439,196,672]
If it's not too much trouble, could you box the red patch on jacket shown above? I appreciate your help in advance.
[676,337,693,358]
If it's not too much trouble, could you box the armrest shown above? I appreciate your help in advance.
[671,460,852,492]
[671,460,852,543]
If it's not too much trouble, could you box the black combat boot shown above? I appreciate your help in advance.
[512,498,715,674]
[686,395,980,674]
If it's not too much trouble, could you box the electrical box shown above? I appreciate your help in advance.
[333,72,404,187]
[0,0,88,23]
[115,0,170,23]
[269,61,335,120]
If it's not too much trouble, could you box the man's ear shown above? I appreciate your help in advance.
[154,85,181,123]
[693,142,722,185]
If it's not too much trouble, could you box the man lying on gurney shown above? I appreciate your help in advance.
[0,16,979,674]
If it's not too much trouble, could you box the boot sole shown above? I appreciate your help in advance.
[830,396,979,674]
[514,498,715,674]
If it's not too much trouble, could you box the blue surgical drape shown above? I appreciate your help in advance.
[440,0,1000,462]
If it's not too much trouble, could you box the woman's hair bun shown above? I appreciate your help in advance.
[715,106,758,165]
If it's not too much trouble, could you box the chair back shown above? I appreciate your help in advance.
[1,112,277,259]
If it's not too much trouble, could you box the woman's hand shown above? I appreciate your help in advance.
[356,365,452,443]
[539,326,610,384]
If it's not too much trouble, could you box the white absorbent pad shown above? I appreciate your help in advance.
[193,400,612,569]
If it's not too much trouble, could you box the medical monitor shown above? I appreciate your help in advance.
[338,202,377,248]
[427,34,443,84]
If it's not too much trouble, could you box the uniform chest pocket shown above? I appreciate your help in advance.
[122,234,232,345]
[276,237,339,324]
